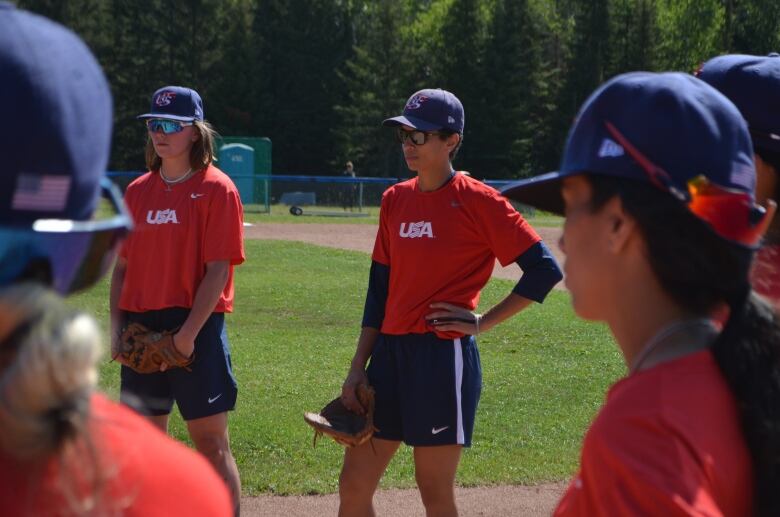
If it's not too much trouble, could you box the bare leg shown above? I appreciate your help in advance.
[338,438,401,517]
[414,445,462,517]
[187,412,241,516]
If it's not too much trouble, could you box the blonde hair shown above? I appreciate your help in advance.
[0,283,106,514]
[144,119,218,172]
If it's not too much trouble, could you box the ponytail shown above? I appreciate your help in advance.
[588,175,780,516]
[711,291,780,517]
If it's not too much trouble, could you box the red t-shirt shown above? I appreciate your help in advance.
[119,165,245,313]
[751,244,780,308]
[0,393,232,516]
[372,173,540,337]
[554,351,752,516]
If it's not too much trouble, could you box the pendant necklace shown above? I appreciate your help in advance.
[630,318,717,375]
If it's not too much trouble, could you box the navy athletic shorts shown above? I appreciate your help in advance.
[120,307,238,420]
[366,332,482,447]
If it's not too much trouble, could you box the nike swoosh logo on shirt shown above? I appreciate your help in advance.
[191,193,205,199]
[208,393,223,404]
[431,426,449,435]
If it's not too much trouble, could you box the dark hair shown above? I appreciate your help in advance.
[755,147,780,172]
[145,120,218,172]
[438,130,463,160]
[588,174,780,517]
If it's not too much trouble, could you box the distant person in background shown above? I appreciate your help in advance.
[110,85,245,514]
[338,88,562,517]
[342,160,357,211]
[0,4,231,515]
[504,72,780,516]
[698,53,780,307]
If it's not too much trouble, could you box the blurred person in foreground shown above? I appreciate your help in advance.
[503,72,780,516]
[0,3,232,515]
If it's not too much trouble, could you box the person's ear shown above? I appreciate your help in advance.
[446,133,460,152]
[602,196,636,253]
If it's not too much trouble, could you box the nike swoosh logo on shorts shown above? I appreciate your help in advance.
[431,426,449,435]
[191,193,205,199]
[208,393,223,404]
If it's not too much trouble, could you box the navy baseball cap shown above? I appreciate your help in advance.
[0,1,113,223]
[383,89,464,133]
[137,85,204,122]
[697,53,780,153]
[0,3,132,294]
[503,72,769,247]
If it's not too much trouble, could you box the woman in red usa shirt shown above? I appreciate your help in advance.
[109,86,245,515]
[338,89,563,517]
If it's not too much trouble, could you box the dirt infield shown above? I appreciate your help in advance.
[243,223,565,286]
[242,222,569,516]
[242,482,567,516]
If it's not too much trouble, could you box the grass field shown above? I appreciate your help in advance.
[68,239,622,496]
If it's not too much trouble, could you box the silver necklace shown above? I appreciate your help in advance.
[630,318,716,374]
[159,166,193,186]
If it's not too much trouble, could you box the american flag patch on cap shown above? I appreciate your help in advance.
[11,174,71,212]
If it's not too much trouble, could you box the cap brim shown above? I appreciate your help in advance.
[501,171,571,215]
[382,115,442,131]
[136,113,197,122]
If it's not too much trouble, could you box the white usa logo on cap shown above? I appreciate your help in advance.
[598,138,624,158]
[155,91,176,106]
[406,94,428,110]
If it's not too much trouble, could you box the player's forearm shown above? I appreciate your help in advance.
[179,261,230,342]
[350,326,380,371]
[109,259,127,338]
[480,292,533,333]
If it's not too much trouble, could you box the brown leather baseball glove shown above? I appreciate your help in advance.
[304,383,377,447]
[117,322,193,374]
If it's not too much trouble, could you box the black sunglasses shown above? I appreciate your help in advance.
[395,128,443,146]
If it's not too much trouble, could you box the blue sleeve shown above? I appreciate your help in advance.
[361,261,390,329]
[512,241,563,303]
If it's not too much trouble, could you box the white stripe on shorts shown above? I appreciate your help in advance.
[453,338,465,444]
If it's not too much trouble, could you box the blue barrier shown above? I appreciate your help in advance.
[107,171,515,186]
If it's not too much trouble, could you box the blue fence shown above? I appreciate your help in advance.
[106,172,517,211]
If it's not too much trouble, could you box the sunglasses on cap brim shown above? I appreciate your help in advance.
[0,178,133,295]
[605,121,776,248]
[146,119,193,134]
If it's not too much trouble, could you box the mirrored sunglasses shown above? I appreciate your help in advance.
[146,119,193,134]
[0,178,133,294]
[605,121,773,248]
[395,128,441,146]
